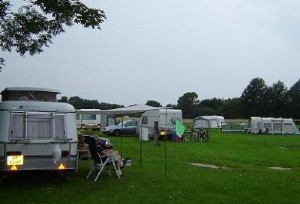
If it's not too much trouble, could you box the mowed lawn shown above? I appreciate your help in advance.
[1,131,300,204]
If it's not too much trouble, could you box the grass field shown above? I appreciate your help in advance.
[1,130,300,204]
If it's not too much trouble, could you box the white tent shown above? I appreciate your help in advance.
[101,104,159,115]
[282,118,299,134]
[250,117,299,135]
[193,115,225,129]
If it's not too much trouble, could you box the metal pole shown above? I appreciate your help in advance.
[120,116,124,155]
[164,107,167,176]
[140,121,143,167]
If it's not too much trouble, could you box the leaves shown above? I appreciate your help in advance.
[145,100,162,107]
[0,0,106,67]
[241,78,269,116]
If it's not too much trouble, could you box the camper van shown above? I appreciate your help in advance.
[0,87,78,172]
[138,109,183,140]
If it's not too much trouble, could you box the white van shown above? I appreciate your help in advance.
[138,108,183,140]
[0,87,78,172]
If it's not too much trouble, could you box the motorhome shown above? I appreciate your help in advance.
[0,87,78,172]
[138,108,183,140]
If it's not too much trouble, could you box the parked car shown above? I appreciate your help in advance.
[101,120,138,136]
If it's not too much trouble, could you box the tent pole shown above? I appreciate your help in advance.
[164,106,167,176]
[120,116,124,156]
[140,121,143,167]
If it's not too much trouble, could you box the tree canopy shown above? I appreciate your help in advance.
[240,78,269,117]
[288,79,300,118]
[177,92,199,118]
[62,96,123,110]
[0,0,106,71]
[145,100,162,107]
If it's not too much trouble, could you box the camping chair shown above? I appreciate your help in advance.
[83,135,121,181]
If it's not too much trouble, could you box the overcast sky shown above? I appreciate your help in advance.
[1,0,300,106]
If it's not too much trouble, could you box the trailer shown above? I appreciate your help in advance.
[76,109,116,130]
[0,87,78,173]
[76,109,102,130]
[138,108,183,140]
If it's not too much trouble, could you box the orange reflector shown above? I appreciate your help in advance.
[10,165,18,171]
[58,163,65,170]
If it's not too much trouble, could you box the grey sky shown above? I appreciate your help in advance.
[1,0,300,106]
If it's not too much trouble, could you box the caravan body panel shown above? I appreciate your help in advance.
[76,109,102,130]
[139,109,183,138]
[0,88,78,172]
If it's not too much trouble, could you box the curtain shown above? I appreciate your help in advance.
[10,112,66,139]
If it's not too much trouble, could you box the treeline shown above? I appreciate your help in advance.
[59,96,124,110]
[60,78,300,119]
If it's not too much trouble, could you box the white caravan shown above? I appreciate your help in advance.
[138,108,183,140]
[0,87,78,172]
[76,109,116,130]
[76,109,102,130]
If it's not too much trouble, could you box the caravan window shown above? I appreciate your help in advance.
[10,112,66,139]
[82,114,96,120]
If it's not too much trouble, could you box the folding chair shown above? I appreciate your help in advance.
[83,135,121,182]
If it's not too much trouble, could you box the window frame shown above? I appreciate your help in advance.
[10,111,67,140]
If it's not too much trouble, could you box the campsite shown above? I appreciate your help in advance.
[1,129,300,204]
[1,1,300,204]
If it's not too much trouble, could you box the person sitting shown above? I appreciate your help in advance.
[94,136,125,176]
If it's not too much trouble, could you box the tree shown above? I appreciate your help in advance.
[219,98,243,119]
[99,102,124,110]
[59,96,68,103]
[287,79,300,118]
[145,100,162,107]
[199,97,224,112]
[268,81,288,117]
[67,96,123,110]
[240,78,269,117]
[68,96,85,109]
[177,92,199,118]
[0,0,106,71]
[194,106,215,116]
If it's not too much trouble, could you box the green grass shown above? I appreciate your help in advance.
[1,131,300,204]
